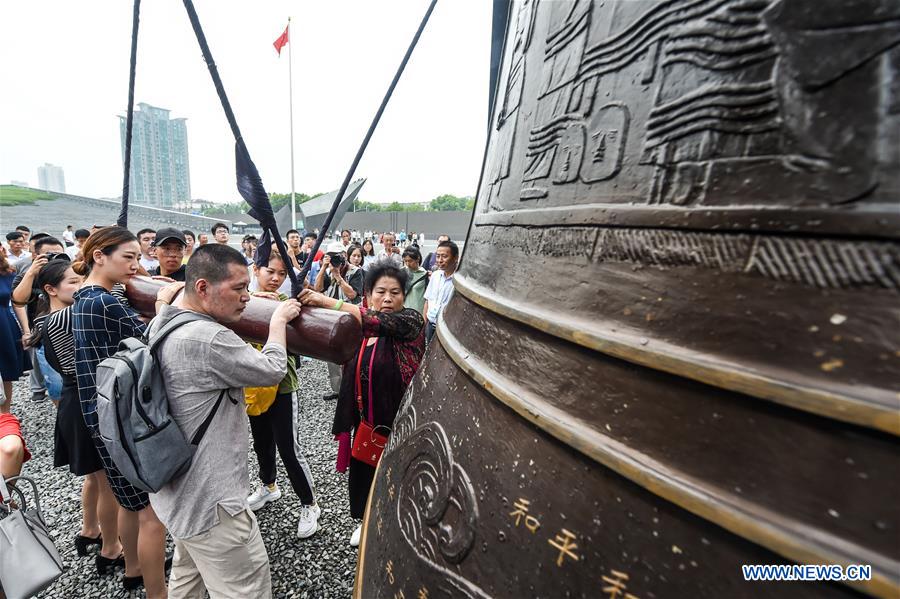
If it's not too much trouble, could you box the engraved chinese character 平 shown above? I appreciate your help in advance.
[602,569,639,599]
[385,560,395,585]
[509,498,541,533]
[548,528,580,567]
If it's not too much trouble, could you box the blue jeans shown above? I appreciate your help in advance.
[34,346,63,400]
[28,347,46,394]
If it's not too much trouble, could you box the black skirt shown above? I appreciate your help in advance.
[54,377,103,476]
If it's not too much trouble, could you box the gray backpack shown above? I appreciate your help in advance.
[95,311,231,493]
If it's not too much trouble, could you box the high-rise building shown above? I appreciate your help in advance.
[37,163,65,193]
[119,103,191,209]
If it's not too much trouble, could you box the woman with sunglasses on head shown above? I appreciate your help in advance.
[27,259,126,564]
[72,227,180,597]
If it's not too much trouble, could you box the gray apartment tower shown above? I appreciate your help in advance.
[37,163,66,193]
[119,103,191,209]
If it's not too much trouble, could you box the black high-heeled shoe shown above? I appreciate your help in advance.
[96,553,125,577]
[122,553,173,590]
[123,574,144,591]
[75,533,102,556]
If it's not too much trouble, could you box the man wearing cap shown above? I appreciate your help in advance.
[148,227,188,282]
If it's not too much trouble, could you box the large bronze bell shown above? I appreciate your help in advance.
[356,1,900,597]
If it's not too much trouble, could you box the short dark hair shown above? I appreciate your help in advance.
[74,228,90,240]
[182,230,196,240]
[303,233,316,241]
[15,225,30,233]
[437,234,450,242]
[341,229,351,236]
[31,232,49,242]
[438,240,459,259]
[287,229,301,238]
[186,244,248,294]
[211,222,229,234]
[35,236,64,254]
[364,262,408,296]
[402,246,422,263]
[136,228,155,238]
[5,232,23,242]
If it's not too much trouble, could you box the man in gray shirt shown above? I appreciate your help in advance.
[148,244,301,599]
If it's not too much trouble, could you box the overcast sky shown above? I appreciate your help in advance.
[0,0,491,204]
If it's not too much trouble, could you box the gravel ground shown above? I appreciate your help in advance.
[10,359,357,598]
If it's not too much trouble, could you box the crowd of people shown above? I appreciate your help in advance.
[0,220,460,598]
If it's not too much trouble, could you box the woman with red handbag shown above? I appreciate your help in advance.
[298,262,425,547]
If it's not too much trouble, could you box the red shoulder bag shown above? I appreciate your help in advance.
[351,338,390,467]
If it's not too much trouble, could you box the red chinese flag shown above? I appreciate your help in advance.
[273,25,289,55]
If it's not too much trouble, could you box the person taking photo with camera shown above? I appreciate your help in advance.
[11,236,69,402]
[315,242,365,401]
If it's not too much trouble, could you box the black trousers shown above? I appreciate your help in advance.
[348,458,377,519]
[249,391,315,505]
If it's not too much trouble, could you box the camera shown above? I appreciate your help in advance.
[43,252,71,263]
[327,252,345,268]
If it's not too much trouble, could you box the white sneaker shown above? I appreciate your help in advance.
[296,504,320,539]
[349,524,362,547]
[247,484,282,511]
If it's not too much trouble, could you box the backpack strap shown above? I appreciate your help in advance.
[407,273,428,293]
[189,389,229,446]
[147,311,206,353]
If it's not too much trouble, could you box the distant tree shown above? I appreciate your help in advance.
[429,194,474,211]
[268,192,317,213]
[348,195,474,212]
[352,200,383,212]
[200,192,322,217]
[201,201,247,216]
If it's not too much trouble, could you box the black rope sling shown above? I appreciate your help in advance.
[118,0,141,228]
[294,0,439,287]
[119,0,438,297]
[181,0,299,293]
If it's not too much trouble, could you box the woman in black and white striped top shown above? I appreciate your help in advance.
[30,259,124,564]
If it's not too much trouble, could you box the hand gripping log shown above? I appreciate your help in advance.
[125,277,361,364]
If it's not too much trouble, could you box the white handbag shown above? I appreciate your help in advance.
[0,473,63,599]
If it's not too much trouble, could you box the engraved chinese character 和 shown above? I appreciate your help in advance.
[509,498,541,533]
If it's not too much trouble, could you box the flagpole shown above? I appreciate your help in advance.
[288,17,297,233]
